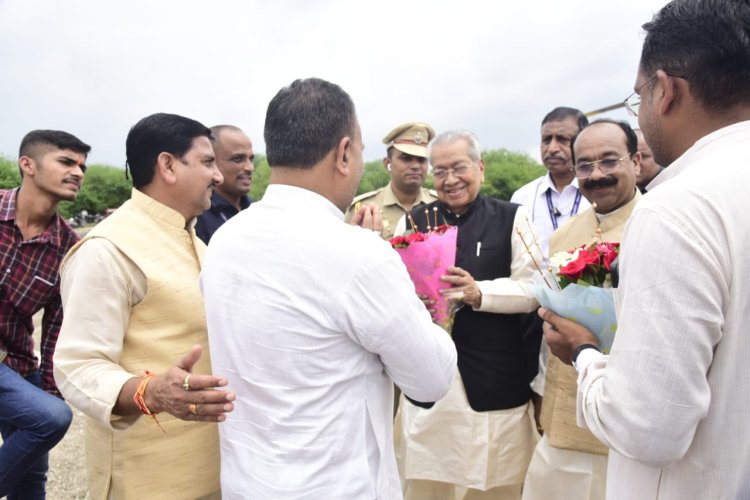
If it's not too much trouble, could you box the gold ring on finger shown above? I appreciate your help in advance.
[182,374,191,391]
[188,403,197,415]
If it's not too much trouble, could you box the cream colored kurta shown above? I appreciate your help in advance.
[541,189,641,456]
[54,189,220,500]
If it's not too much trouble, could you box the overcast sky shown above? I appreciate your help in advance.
[0,0,669,167]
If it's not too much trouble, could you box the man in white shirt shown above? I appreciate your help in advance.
[542,0,750,498]
[513,107,592,434]
[202,78,457,500]
[511,107,591,259]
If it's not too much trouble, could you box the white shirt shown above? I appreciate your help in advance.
[574,121,750,499]
[510,173,590,259]
[201,184,457,500]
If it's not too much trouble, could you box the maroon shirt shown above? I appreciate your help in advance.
[0,188,80,396]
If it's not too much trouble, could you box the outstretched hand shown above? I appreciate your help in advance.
[144,345,236,422]
[539,308,598,365]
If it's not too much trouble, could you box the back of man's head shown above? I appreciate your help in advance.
[264,78,356,169]
[541,107,589,131]
[19,130,91,164]
[641,0,750,112]
[126,113,212,189]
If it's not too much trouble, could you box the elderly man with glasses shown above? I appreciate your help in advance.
[521,119,641,500]
[394,129,543,500]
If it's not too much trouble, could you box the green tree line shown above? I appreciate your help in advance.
[1,148,544,219]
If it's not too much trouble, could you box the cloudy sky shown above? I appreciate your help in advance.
[0,0,669,166]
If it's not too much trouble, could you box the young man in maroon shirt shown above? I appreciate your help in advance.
[0,129,90,499]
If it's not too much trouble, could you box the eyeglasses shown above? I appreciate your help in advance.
[573,154,630,179]
[432,164,471,180]
[624,72,687,117]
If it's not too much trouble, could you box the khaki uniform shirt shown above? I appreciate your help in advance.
[344,182,437,239]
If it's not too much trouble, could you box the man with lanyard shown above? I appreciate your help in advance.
[511,107,591,259]
[511,107,591,433]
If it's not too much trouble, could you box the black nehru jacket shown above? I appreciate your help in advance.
[407,196,532,411]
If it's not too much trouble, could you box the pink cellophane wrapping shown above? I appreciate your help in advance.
[394,226,458,332]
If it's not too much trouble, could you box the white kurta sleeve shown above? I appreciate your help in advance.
[476,206,541,314]
[574,206,723,467]
[54,238,147,429]
[342,242,457,403]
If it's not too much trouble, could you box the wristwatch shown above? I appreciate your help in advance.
[572,343,600,369]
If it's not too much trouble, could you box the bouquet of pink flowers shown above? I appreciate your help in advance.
[390,223,458,333]
[532,242,620,353]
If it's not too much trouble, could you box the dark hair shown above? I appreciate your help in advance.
[640,0,750,111]
[541,107,589,131]
[570,118,638,164]
[125,113,212,189]
[264,78,356,169]
[19,130,91,160]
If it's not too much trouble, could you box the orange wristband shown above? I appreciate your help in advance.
[133,371,165,433]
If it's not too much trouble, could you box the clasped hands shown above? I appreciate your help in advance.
[349,203,383,234]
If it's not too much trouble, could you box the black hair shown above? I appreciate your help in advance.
[264,78,356,169]
[125,113,212,189]
[541,107,589,131]
[19,130,91,160]
[640,0,750,111]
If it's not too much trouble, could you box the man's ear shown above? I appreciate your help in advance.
[334,136,352,176]
[656,70,682,116]
[155,152,179,185]
[478,159,486,183]
[631,151,642,177]
[18,156,35,177]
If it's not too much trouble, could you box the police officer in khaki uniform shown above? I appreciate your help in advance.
[345,122,437,239]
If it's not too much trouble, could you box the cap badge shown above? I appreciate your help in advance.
[413,132,425,145]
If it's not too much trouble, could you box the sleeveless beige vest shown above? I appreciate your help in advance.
[540,191,640,455]
[65,192,220,499]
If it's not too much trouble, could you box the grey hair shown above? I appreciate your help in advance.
[428,129,482,162]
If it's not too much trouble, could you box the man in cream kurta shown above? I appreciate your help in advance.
[522,119,642,500]
[541,2,750,498]
[54,113,235,500]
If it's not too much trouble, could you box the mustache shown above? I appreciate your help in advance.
[584,177,618,189]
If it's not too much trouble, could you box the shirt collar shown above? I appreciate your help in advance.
[0,187,66,247]
[209,191,252,212]
[438,195,482,225]
[131,188,192,229]
[539,173,581,196]
[261,184,343,219]
[649,120,750,190]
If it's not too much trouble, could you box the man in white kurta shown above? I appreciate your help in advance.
[202,78,457,500]
[541,2,750,498]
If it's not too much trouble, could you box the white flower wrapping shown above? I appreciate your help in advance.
[531,273,618,353]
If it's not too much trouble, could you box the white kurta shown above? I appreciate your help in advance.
[574,120,750,499]
[201,184,457,500]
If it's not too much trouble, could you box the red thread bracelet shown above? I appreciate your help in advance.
[133,370,165,433]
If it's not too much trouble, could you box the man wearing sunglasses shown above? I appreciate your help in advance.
[523,119,641,500]
[542,0,750,498]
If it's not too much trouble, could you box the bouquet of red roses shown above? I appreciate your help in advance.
[532,242,620,352]
[390,224,458,333]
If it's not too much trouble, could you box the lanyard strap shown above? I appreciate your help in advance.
[546,188,582,230]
